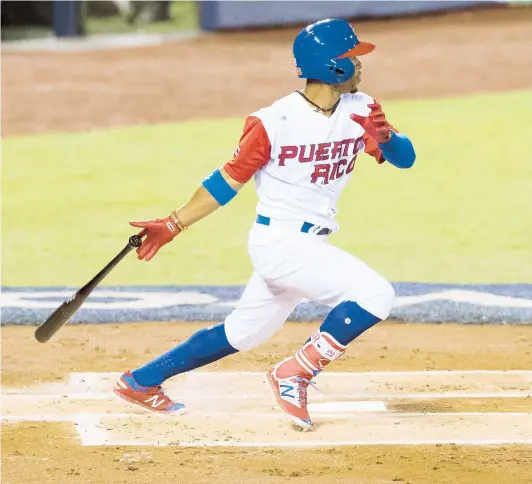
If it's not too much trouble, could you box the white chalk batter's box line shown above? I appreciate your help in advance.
[4,411,531,448]
[3,370,532,448]
[3,411,531,423]
[4,414,532,448]
[3,391,531,400]
[10,368,532,394]
[65,369,532,385]
[3,369,532,400]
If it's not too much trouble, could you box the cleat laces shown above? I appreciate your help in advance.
[294,377,322,406]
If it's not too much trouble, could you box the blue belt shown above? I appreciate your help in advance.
[256,215,331,236]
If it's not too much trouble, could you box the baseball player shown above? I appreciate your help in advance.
[114,19,416,429]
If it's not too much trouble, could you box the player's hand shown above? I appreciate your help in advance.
[129,217,181,261]
[350,101,391,144]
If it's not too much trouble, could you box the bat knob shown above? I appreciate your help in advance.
[129,234,143,248]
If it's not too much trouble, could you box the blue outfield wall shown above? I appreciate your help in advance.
[1,283,531,326]
[199,1,500,30]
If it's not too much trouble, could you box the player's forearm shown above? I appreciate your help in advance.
[379,132,416,169]
[174,169,244,227]
[129,169,244,261]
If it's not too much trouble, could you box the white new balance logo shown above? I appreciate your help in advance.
[144,395,166,408]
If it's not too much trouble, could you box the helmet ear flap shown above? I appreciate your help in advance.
[300,58,354,85]
[326,57,355,84]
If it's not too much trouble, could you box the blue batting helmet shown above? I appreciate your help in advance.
[293,19,375,85]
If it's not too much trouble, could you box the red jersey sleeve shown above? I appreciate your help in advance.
[224,116,271,183]
[364,124,398,164]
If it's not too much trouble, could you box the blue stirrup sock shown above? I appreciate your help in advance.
[297,301,381,376]
[132,323,238,387]
[320,300,382,346]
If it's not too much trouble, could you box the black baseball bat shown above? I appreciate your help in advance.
[34,234,143,343]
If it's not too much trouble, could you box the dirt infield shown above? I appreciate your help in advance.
[2,322,532,483]
[3,6,532,136]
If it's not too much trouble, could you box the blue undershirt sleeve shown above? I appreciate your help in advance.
[378,131,416,169]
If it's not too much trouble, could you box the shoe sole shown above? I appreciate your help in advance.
[266,369,313,430]
[113,388,185,415]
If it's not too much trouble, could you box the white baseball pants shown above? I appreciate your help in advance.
[224,219,395,351]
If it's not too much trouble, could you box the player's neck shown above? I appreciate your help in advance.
[301,84,341,116]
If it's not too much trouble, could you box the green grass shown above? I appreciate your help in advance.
[84,1,198,35]
[2,90,531,287]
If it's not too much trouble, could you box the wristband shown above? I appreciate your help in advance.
[169,211,187,232]
[202,169,237,206]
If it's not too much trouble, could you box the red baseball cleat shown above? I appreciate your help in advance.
[113,371,185,414]
[267,356,315,429]
[267,331,346,429]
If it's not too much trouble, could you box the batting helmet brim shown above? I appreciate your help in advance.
[336,41,375,59]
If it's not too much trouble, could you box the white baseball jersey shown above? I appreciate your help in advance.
[222,91,396,352]
[224,91,386,232]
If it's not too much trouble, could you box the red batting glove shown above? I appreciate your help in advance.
[350,102,392,144]
[129,217,181,261]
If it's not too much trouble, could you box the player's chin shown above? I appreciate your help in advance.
[348,78,361,94]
